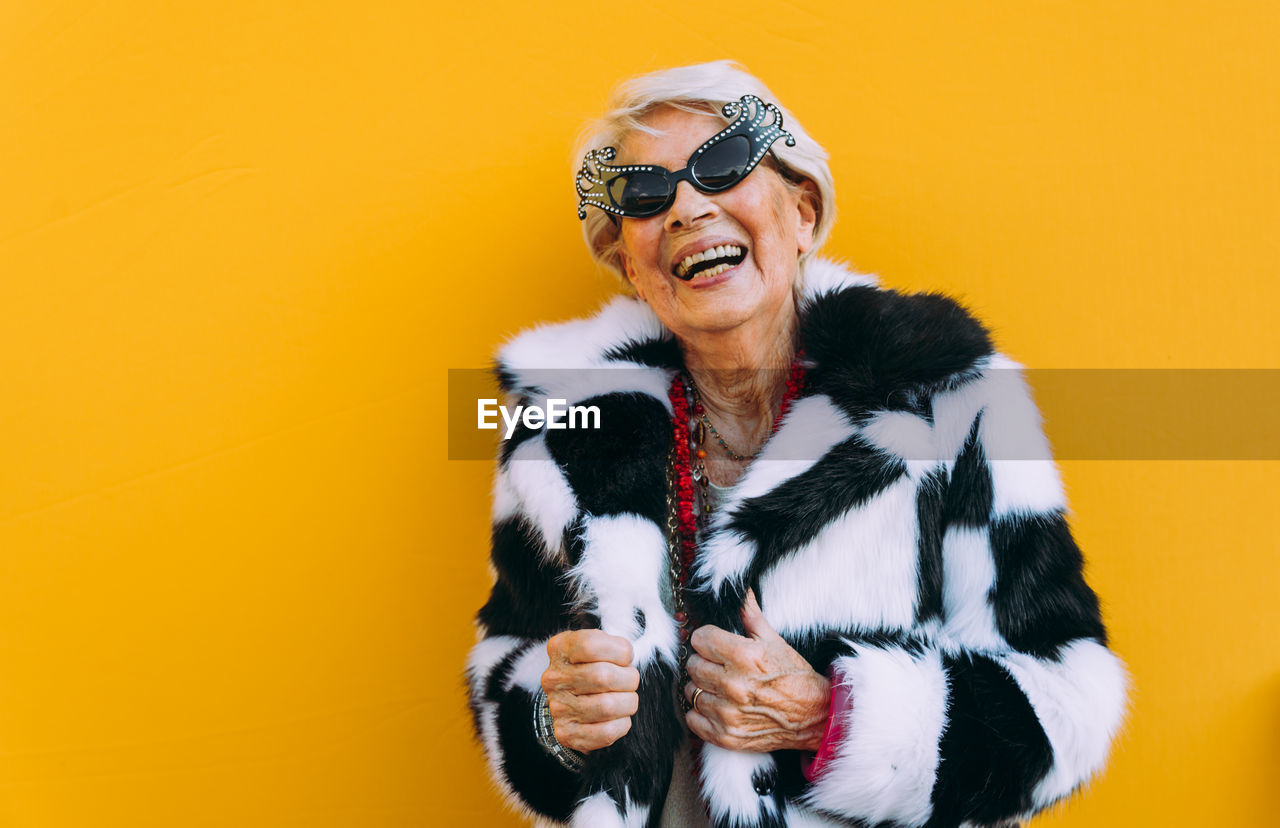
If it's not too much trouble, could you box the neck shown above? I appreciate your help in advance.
[680,299,798,430]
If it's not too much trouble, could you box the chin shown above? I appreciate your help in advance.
[693,282,787,323]
[680,301,759,334]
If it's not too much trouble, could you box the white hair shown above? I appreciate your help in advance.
[572,60,837,287]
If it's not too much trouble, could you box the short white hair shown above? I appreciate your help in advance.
[572,60,837,286]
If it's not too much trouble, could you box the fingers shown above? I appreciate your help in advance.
[684,703,716,744]
[545,680,637,753]
[548,689,639,724]
[542,658,639,694]
[739,588,780,642]
[554,715,633,753]
[545,630,639,695]
[685,680,776,753]
[563,630,634,667]
[683,682,735,749]
[547,629,631,665]
[685,652,729,694]
[690,624,758,667]
[683,680,718,712]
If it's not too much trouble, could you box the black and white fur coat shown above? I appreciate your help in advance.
[465,258,1128,828]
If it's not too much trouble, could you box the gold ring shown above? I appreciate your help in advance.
[691,687,705,714]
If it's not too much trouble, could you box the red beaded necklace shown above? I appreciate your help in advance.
[665,354,807,657]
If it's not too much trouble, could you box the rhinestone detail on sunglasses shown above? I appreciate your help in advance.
[575,94,797,220]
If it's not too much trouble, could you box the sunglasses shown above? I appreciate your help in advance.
[576,94,797,220]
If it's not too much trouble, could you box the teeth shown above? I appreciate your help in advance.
[676,244,743,277]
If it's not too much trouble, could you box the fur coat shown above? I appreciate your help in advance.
[465,258,1128,828]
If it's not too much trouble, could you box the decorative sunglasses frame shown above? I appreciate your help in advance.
[575,94,797,220]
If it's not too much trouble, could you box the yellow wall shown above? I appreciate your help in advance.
[2,2,1277,825]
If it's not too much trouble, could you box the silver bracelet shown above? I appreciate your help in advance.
[532,688,586,773]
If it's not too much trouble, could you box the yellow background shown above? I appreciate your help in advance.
[3,2,1278,826]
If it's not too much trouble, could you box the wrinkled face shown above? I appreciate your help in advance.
[616,106,817,341]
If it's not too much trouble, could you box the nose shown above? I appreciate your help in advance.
[663,180,718,231]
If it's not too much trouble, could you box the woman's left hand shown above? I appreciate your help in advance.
[684,589,832,753]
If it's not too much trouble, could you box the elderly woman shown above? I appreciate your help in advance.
[465,61,1127,828]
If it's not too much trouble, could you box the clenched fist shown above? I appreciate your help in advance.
[542,630,640,752]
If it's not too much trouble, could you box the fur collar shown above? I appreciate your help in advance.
[495,256,995,422]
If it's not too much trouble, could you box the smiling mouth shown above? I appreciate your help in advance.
[673,244,748,281]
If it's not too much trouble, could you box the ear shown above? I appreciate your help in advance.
[619,248,646,301]
[794,179,819,256]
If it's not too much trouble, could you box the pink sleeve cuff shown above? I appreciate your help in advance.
[801,667,851,783]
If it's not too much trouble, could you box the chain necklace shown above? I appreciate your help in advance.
[665,354,807,716]
[686,380,758,461]
[683,356,810,463]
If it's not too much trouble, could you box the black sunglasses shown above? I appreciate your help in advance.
[576,94,797,220]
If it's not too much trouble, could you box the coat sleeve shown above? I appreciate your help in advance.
[800,357,1129,828]
[464,433,583,824]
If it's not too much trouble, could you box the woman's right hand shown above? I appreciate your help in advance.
[542,630,640,753]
